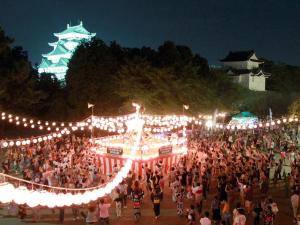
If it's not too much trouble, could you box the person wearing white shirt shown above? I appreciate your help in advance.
[200,211,211,225]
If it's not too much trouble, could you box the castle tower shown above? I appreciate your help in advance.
[38,21,96,80]
[220,50,270,91]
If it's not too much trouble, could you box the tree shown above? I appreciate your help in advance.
[264,60,300,94]
[0,27,43,115]
[116,61,180,113]
[116,60,224,114]
[66,38,123,119]
[34,73,68,120]
[289,99,300,116]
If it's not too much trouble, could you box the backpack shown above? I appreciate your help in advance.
[153,195,160,204]
[132,191,142,208]
[133,200,141,208]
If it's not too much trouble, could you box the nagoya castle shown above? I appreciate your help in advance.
[38,21,96,80]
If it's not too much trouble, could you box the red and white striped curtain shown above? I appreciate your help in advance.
[98,154,181,176]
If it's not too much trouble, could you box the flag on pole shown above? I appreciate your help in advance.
[183,105,189,110]
[269,108,272,121]
[88,103,94,108]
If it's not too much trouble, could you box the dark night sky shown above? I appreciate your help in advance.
[0,0,299,66]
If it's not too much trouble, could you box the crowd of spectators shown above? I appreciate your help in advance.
[1,135,103,189]
[0,124,300,225]
[170,124,299,225]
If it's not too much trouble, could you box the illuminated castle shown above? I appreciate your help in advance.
[220,50,270,91]
[38,21,96,80]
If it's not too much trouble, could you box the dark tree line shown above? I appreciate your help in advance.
[0,26,300,120]
[65,38,240,119]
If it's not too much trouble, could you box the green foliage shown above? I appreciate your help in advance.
[66,39,123,118]
[35,73,68,120]
[289,98,300,116]
[115,61,220,114]
[65,38,224,118]
[263,60,300,116]
[0,27,44,115]
[264,60,300,94]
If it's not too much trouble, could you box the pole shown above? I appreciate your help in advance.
[213,109,218,130]
[91,106,94,144]
[269,108,273,130]
[182,105,186,137]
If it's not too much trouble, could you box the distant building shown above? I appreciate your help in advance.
[220,50,270,91]
[38,21,96,80]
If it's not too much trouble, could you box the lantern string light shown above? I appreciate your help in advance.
[1,112,299,146]
[0,129,71,148]
[0,106,145,207]
[0,172,106,191]
[0,164,130,207]
[0,110,135,133]
[1,108,296,207]
[0,109,226,134]
[213,117,299,131]
[0,111,91,131]
[5,110,298,133]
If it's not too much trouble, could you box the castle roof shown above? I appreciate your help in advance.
[48,40,66,47]
[227,68,271,77]
[54,21,96,38]
[55,58,69,67]
[48,39,82,47]
[42,43,69,57]
[220,50,259,62]
[38,58,52,69]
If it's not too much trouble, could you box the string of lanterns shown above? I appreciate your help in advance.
[0,128,71,148]
[0,109,229,136]
[213,117,299,130]
[0,164,131,207]
[0,110,134,133]
[1,110,299,147]
[93,133,183,150]
[2,107,297,207]
[0,111,87,131]
[0,111,145,208]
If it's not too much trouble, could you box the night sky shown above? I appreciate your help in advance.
[0,0,299,66]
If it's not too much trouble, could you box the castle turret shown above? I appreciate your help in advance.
[38,22,96,81]
[220,50,270,91]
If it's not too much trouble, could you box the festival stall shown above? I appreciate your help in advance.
[228,111,258,127]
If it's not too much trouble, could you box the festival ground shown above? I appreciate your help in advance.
[0,166,294,225]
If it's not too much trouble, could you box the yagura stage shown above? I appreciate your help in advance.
[91,133,187,176]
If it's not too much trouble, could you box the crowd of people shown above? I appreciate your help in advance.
[182,124,299,225]
[2,135,103,189]
[0,123,300,225]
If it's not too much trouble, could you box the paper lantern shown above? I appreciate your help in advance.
[0,182,14,203]
[63,193,73,207]
[55,193,66,207]
[71,192,83,205]
[13,186,29,205]
[81,192,93,204]
[27,190,41,208]
[44,192,58,208]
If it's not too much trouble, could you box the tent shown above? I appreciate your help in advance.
[228,111,258,127]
